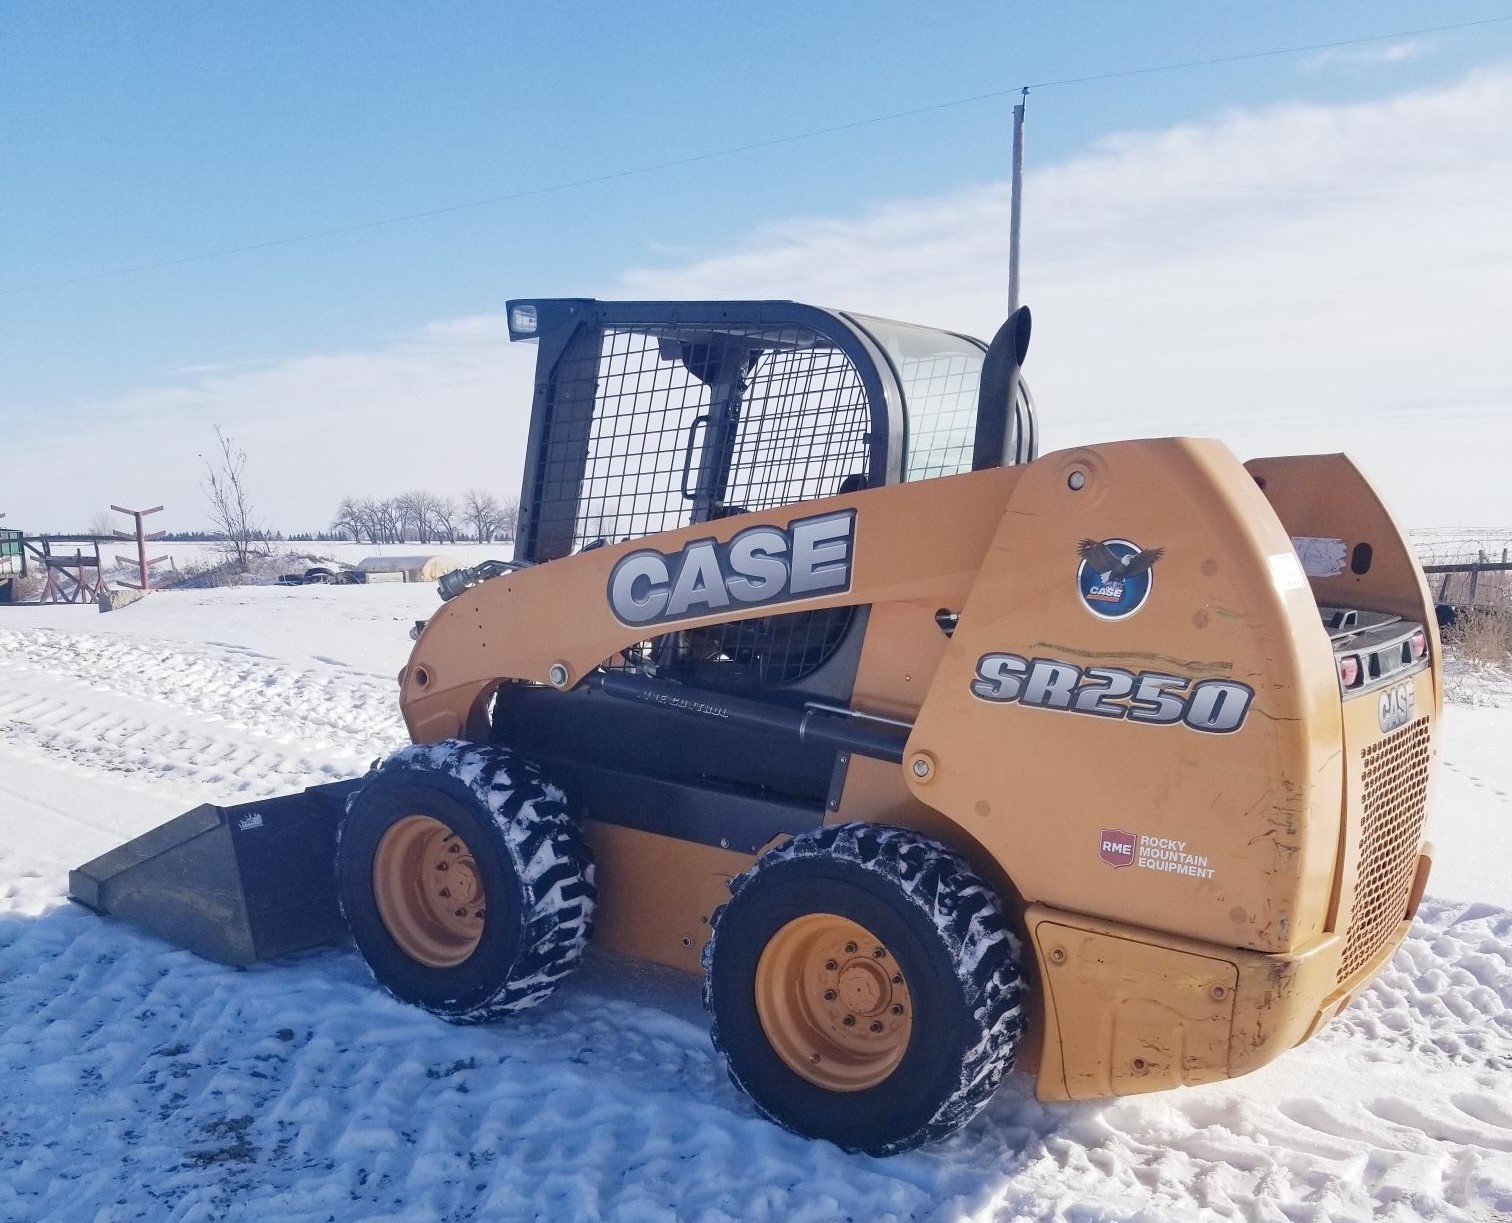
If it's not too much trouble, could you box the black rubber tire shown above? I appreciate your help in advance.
[703,822,1026,1155]
[336,740,595,1022]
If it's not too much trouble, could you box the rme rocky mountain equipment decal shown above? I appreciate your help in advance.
[971,653,1254,735]
[1076,537,1163,620]
[1100,829,1217,879]
[608,509,855,628]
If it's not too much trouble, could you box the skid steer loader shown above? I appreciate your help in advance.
[71,298,1440,1154]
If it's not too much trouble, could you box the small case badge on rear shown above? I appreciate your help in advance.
[1076,538,1162,620]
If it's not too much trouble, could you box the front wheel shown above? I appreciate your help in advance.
[703,823,1026,1155]
[336,741,595,1022]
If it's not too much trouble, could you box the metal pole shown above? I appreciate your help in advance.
[1008,88,1028,313]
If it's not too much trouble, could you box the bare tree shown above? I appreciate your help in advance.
[393,493,413,542]
[357,498,385,544]
[396,490,443,543]
[332,497,365,542]
[200,426,266,573]
[462,488,503,542]
[334,488,516,546]
[86,510,114,539]
[433,496,460,544]
[373,497,403,544]
[498,494,521,542]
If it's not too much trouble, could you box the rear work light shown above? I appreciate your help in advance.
[1338,655,1362,689]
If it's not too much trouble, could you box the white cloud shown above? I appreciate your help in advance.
[6,317,539,533]
[1302,39,1426,70]
[6,65,1510,531]
[614,67,1512,527]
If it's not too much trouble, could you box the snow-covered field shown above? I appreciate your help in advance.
[143,540,516,579]
[1,586,1509,1221]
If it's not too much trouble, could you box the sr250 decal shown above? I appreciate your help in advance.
[971,652,1254,735]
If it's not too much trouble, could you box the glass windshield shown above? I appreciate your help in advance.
[847,315,986,481]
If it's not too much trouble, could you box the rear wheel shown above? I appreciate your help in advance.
[755,911,914,1092]
[703,823,1026,1155]
[337,741,595,1022]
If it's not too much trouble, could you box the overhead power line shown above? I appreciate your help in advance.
[5,13,1510,297]
[1020,17,1510,90]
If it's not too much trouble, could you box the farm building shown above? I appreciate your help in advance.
[355,554,461,583]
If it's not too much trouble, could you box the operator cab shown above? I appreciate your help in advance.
[491,300,1037,830]
[506,299,1035,564]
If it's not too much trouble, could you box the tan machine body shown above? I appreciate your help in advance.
[399,436,1438,1102]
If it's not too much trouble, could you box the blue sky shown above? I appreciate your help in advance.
[3,3,1511,528]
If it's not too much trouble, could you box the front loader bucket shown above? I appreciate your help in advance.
[68,779,363,966]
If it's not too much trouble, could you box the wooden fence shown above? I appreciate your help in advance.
[1423,551,1511,607]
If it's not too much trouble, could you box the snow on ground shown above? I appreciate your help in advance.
[1,587,1510,1221]
[131,540,517,584]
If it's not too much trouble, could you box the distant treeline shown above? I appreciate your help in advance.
[41,496,518,547]
[157,529,347,543]
[159,529,284,543]
[329,491,520,545]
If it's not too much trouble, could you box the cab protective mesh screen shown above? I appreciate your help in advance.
[532,321,871,688]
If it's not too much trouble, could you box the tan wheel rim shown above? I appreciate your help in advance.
[754,913,912,1092]
[372,815,486,968]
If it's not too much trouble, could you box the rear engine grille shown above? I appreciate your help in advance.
[1338,716,1431,982]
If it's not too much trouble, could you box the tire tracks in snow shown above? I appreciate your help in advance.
[0,628,407,800]
[2,627,1511,1218]
[0,891,1508,1220]
[952,899,1512,1220]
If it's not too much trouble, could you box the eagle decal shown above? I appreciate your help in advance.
[1075,537,1162,619]
[1077,539,1164,582]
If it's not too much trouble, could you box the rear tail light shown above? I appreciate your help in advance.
[1339,655,1361,688]
[1409,628,1428,660]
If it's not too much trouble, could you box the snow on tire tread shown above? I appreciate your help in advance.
[344,740,596,1020]
[705,821,1027,1152]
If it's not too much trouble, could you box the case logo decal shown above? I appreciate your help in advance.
[1378,680,1416,733]
[971,653,1254,735]
[608,510,854,627]
[1077,538,1163,620]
